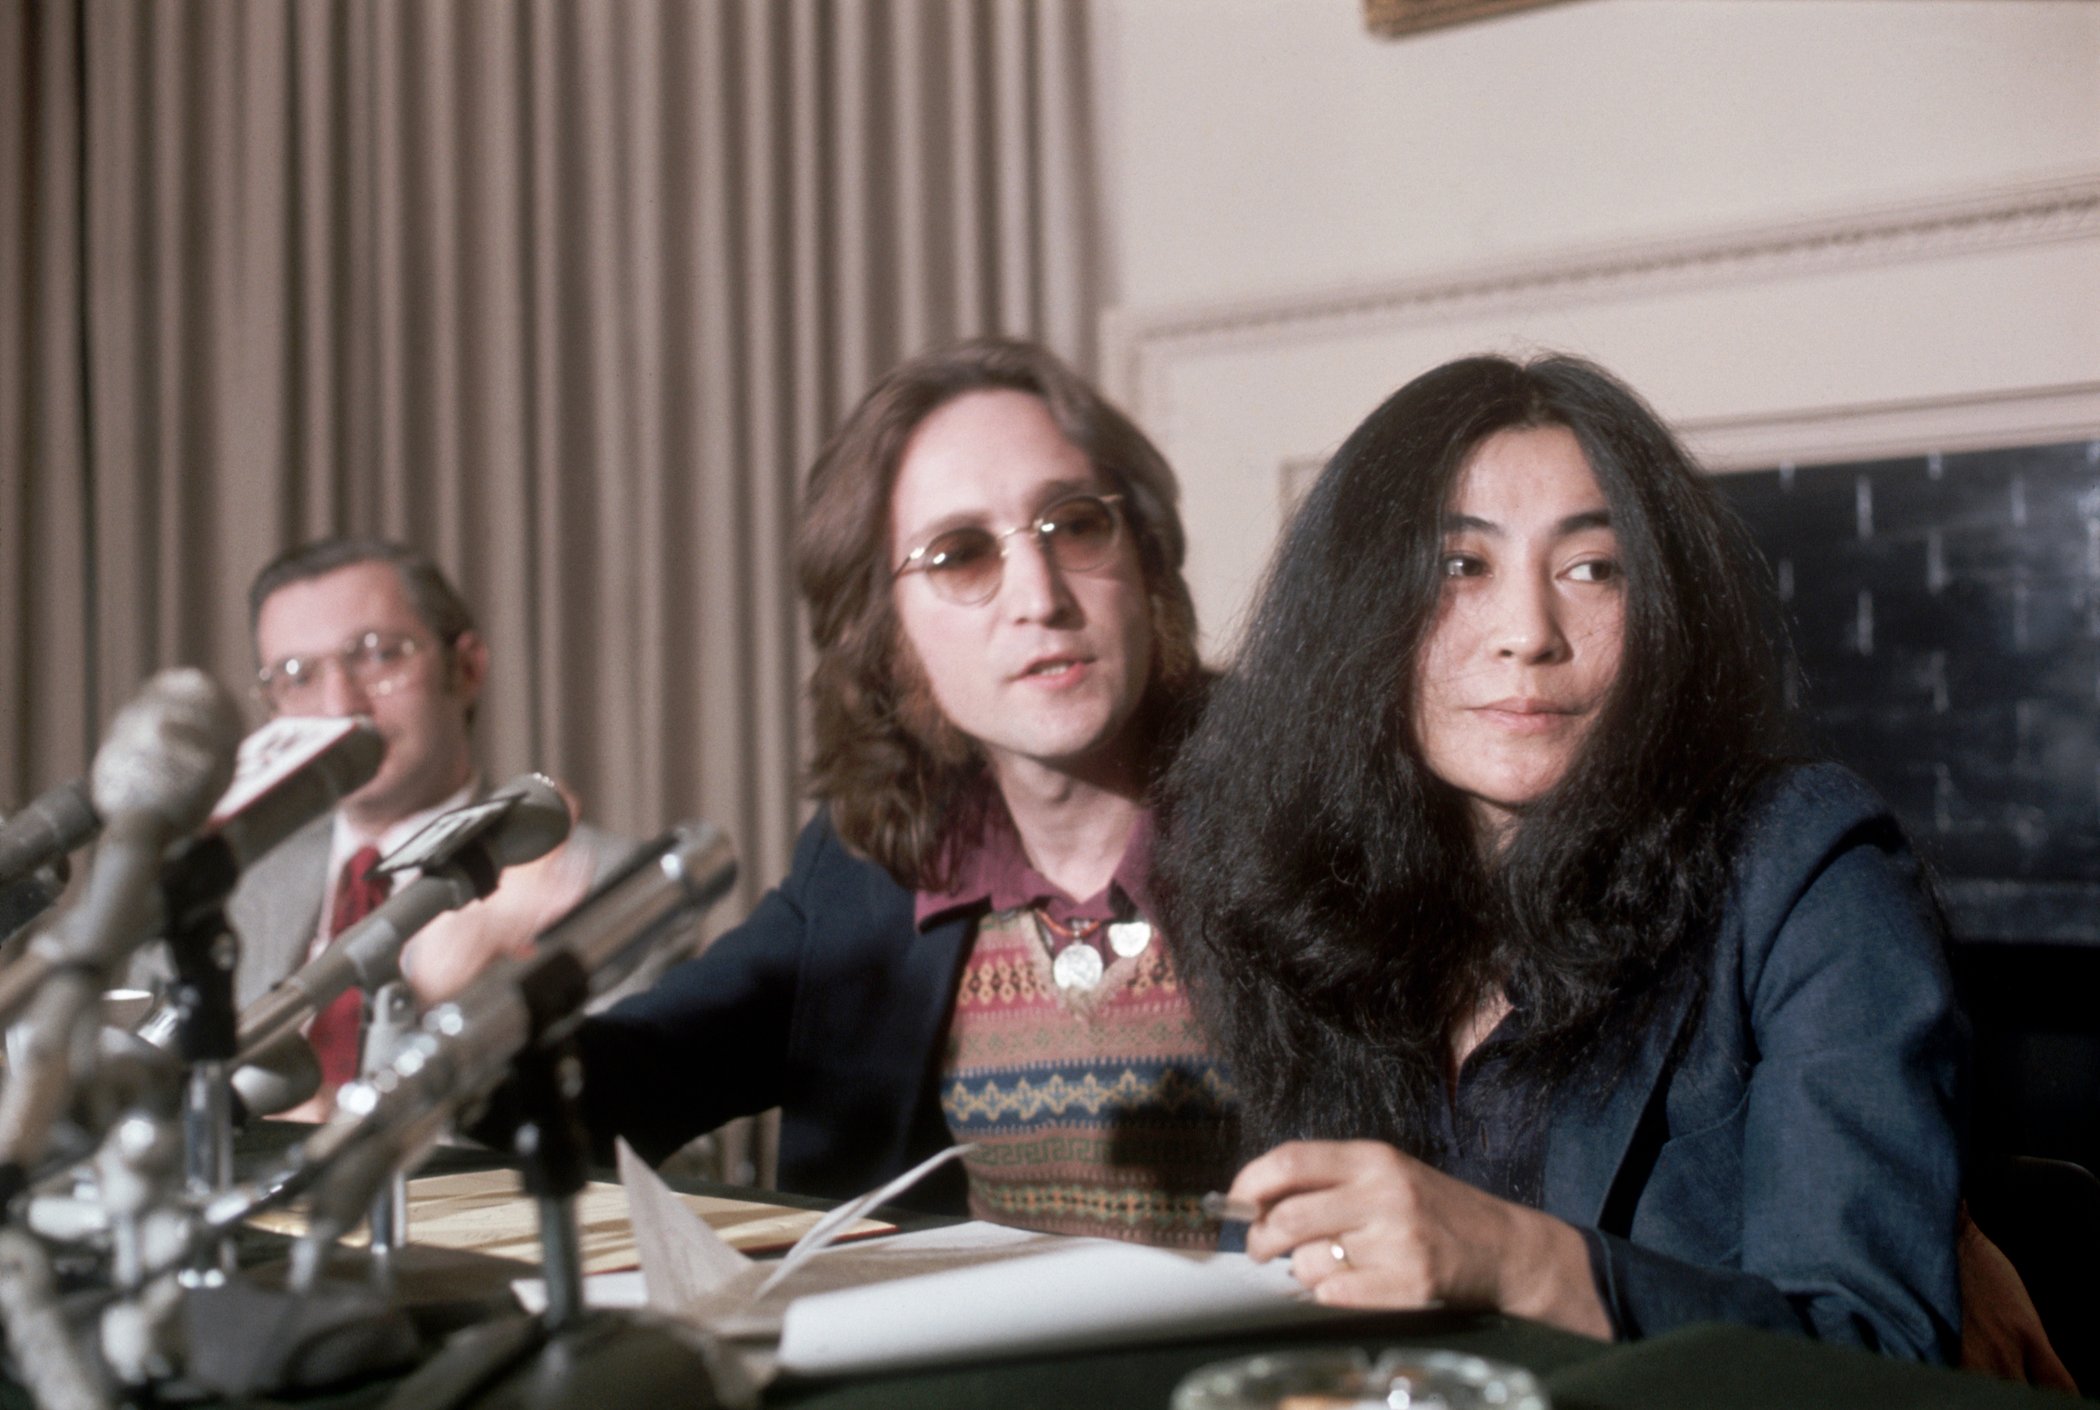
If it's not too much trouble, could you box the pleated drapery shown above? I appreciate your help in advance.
[1,0,1101,909]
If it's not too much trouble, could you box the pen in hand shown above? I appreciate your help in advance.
[1200,1191,1263,1224]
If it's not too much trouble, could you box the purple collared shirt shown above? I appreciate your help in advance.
[914,807,1159,932]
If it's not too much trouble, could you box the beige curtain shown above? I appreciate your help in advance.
[1,0,1100,908]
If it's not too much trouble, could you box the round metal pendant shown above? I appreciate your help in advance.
[1106,920,1154,959]
[1052,941,1104,991]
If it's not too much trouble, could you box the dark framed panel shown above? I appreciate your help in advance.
[1719,439,2100,1171]
[1720,438,2100,938]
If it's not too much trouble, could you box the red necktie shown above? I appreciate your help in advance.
[307,844,388,1090]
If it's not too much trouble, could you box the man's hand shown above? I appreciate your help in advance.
[401,831,594,1005]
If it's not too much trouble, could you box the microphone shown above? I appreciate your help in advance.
[0,712,384,1031]
[17,671,244,985]
[0,669,244,1189]
[0,779,98,889]
[229,1027,324,1120]
[157,715,387,929]
[233,823,736,1242]
[0,781,93,945]
[230,773,573,1100]
[0,1227,108,1410]
[0,856,68,944]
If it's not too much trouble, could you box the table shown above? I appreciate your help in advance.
[766,1315,2080,1410]
[210,1128,2088,1409]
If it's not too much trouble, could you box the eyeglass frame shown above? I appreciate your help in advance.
[891,492,1130,606]
[255,629,443,712]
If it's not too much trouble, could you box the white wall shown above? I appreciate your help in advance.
[1089,0,2100,654]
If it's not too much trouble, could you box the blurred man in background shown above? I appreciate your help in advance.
[231,538,633,1114]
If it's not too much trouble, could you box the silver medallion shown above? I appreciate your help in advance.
[1106,920,1154,959]
[1052,941,1104,991]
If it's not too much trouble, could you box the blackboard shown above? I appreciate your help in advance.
[1719,438,2100,943]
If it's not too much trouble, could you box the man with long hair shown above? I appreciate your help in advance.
[577,339,1234,1240]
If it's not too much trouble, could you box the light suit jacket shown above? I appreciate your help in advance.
[216,807,636,1011]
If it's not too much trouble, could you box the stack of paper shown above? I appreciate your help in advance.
[603,1142,1336,1383]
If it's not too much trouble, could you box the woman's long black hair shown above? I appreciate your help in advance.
[1157,355,1795,1158]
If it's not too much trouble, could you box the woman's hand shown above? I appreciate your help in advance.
[1229,1139,1611,1339]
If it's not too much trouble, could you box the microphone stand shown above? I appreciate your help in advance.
[159,894,239,1279]
[378,1037,741,1410]
[504,1038,590,1333]
[362,980,418,1282]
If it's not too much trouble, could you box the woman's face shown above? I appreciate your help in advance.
[1411,424,1626,838]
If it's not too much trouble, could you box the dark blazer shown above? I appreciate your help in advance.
[1540,764,1964,1359]
[574,812,974,1210]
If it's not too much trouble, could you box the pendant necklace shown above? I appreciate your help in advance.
[1035,910,1105,991]
[1032,909,1155,992]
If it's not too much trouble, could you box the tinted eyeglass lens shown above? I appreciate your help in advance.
[1039,496,1120,570]
[920,529,1005,603]
[263,669,310,710]
[912,494,1125,605]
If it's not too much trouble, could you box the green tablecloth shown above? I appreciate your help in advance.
[765,1313,2082,1410]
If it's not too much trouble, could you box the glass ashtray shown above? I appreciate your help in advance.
[1172,1347,1549,1410]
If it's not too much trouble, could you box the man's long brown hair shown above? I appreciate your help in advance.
[796,338,1200,892]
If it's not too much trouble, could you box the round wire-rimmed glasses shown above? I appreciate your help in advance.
[893,492,1127,606]
[256,630,431,712]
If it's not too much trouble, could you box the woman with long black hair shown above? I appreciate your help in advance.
[1157,354,1965,1355]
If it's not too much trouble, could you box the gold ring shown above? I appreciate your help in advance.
[1328,1240,1350,1270]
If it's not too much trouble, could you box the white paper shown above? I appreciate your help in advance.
[599,1142,1340,1383]
[510,1223,1047,1317]
[776,1239,1325,1377]
[512,1270,647,1314]
[753,1142,976,1297]
[617,1140,761,1309]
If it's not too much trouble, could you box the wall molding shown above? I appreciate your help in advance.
[1102,169,2100,428]
[1684,382,2100,474]
[1268,385,2100,530]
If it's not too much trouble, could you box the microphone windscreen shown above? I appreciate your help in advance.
[230,1028,324,1118]
[0,781,96,887]
[0,863,67,942]
[89,669,243,835]
[481,774,573,870]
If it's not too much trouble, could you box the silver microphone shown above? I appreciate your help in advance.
[0,671,242,1017]
[228,1027,324,1119]
[229,823,736,1244]
[229,773,573,1108]
[0,777,97,895]
[0,670,243,1187]
[0,778,98,936]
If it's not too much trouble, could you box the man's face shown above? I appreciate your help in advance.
[253,561,486,831]
[887,389,1155,791]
